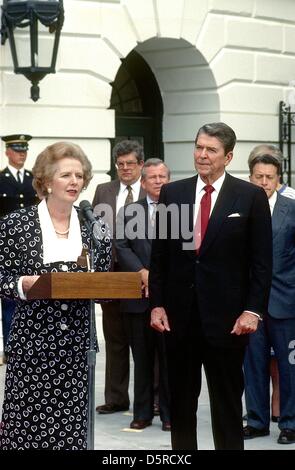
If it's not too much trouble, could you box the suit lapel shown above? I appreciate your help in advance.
[142,198,152,242]
[181,176,198,260]
[272,194,289,241]
[199,173,239,256]
[139,187,146,199]
[110,180,120,212]
[4,167,18,190]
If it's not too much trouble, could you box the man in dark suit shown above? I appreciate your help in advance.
[92,140,145,414]
[115,158,171,431]
[149,122,273,450]
[0,134,38,362]
[243,154,295,444]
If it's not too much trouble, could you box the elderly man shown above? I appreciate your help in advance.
[244,154,295,444]
[149,122,272,450]
[116,158,171,431]
[92,140,146,414]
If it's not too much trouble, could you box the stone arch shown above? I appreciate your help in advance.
[132,37,219,179]
[109,35,219,179]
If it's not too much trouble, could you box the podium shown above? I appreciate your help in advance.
[27,272,142,300]
[27,271,142,450]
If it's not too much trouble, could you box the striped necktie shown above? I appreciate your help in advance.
[150,201,158,227]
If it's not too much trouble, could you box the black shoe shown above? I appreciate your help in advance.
[161,422,171,432]
[271,415,280,423]
[277,429,295,444]
[243,425,270,440]
[96,403,129,414]
[130,419,152,430]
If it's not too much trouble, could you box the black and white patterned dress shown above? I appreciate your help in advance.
[0,205,111,450]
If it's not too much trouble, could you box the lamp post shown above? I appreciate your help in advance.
[1,0,64,101]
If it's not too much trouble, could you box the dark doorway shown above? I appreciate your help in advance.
[109,50,163,178]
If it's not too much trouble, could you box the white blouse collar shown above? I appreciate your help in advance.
[38,199,83,264]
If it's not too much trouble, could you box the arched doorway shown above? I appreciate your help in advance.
[109,50,163,178]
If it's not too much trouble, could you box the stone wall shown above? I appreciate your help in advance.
[0,0,294,189]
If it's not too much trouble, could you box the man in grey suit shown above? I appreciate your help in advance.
[244,154,295,444]
[92,140,145,414]
[115,159,171,431]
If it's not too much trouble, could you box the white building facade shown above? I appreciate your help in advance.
[0,0,295,193]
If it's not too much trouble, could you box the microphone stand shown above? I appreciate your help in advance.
[85,219,98,451]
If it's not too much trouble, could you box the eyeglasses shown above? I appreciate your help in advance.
[116,160,138,170]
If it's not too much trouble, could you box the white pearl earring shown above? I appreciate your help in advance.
[47,187,52,194]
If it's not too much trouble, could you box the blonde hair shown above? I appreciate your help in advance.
[32,141,92,197]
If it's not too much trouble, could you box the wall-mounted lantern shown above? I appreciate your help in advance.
[1,0,64,101]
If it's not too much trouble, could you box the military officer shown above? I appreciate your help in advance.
[0,134,39,362]
[0,134,38,217]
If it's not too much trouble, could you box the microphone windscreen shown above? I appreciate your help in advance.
[79,200,92,213]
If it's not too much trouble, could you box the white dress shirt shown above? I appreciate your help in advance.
[268,190,277,215]
[193,172,226,225]
[8,164,24,183]
[116,178,142,215]
[146,194,158,219]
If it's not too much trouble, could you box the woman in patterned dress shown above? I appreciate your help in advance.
[0,142,111,449]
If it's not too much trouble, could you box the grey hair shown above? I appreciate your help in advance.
[141,158,170,179]
[195,122,236,154]
[248,144,283,165]
[112,140,144,164]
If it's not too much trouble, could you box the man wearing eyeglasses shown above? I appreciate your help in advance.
[92,140,145,414]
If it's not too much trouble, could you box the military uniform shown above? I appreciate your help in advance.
[0,167,38,217]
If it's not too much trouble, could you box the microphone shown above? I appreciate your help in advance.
[79,200,97,225]
[79,200,102,246]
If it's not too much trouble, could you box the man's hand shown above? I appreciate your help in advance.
[139,268,149,298]
[151,307,170,333]
[231,311,260,336]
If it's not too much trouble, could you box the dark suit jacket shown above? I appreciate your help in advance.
[149,173,273,348]
[269,193,295,319]
[115,198,151,312]
[0,167,39,217]
[92,179,146,269]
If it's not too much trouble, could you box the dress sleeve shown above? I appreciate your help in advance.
[0,215,23,300]
[93,216,112,273]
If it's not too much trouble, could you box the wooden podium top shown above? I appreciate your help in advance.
[27,272,142,300]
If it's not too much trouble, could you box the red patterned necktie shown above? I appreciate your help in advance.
[195,185,214,251]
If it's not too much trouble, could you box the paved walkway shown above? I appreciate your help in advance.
[0,308,291,451]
